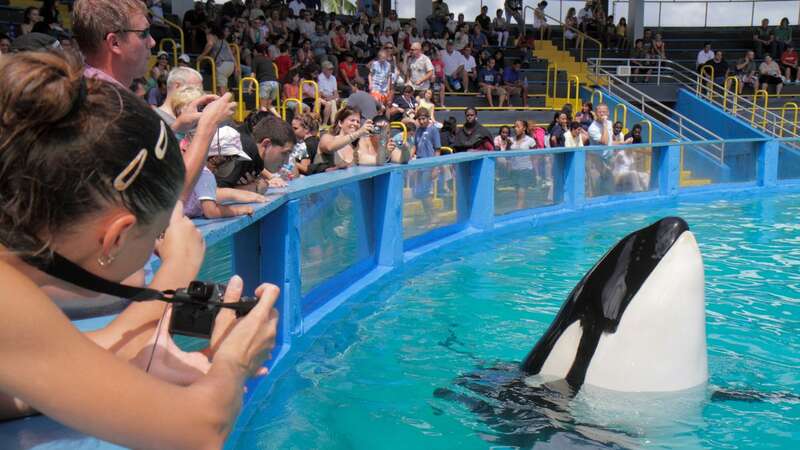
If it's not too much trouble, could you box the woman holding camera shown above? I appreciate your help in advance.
[0,51,279,449]
[318,106,407,168]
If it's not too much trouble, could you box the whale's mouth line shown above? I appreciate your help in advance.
[520,217,691,392]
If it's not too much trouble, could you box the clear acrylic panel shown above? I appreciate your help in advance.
[679,141,758,186]
[585,147,655,198]
[707,3,756,27]
[403,164,460,239]
[494,153,562,216]
[778,142,800,180]
[300,180,375,296]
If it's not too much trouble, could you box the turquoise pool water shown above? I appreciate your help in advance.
[226,193,800,449]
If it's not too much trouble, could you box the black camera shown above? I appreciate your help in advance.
[370,121,388,135]
[169,281,258,339]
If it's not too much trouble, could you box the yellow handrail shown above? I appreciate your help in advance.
[439,146,454,155]
[566,75,580,110]
[281,97,303,121]
[546,64,558,102]
[390,121,408,144]
[698,65,714,100]
[614,104,628,129]
[751,89,769,129]
[158,15,185,60]
[237,77,260,122]
[228,43,241,76]
[544,13,602,67]
[159,38,178,68]
[640,120,654,172]
[723,76,740,113]
[778,102,799,137]
[196,56,217,95]
[640,120,653,145]
[299,80,320,114]
[591,89,603,105]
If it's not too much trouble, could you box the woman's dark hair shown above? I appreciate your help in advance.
[23,7,38,24]
[331,105,362,135]
[0,51,185,261]
[569,121,582,130]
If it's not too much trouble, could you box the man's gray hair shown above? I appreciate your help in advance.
[166,67,203,93]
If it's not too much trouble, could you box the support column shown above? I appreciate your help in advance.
[415,0,431,34]
[627,0,645,45]
[757,139,779,187]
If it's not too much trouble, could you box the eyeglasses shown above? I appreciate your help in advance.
[115,27,151,40]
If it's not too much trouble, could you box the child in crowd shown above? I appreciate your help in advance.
[172,87,266,219]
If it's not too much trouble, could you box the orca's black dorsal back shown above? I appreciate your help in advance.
[520,217,689,390]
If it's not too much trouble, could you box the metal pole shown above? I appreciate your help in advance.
[704,3,709,27]
[751,1,755,27]
[658,3,662,28]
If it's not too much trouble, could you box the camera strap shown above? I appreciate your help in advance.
[31,252,169,303]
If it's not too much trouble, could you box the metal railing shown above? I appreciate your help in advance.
[588,57,797,140]
[593,66,727,163]
[544,12,604,68]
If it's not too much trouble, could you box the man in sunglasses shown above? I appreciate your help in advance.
[73,0,155,88]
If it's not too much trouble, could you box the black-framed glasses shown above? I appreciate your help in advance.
[115,27,151,40]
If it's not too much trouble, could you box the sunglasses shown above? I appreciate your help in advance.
[116,27,151,40]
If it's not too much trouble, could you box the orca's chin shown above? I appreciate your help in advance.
[523,218,709,393]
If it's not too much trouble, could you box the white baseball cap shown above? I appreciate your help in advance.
[208,126,252,161]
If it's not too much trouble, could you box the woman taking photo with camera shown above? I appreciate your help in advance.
[0,51,279,449]
[318,106,408,168]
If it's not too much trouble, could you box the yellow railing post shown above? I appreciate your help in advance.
[439,146,454,155]
[158,16,185,60]
[228,43,241,76]
[640,120,654,172]
[300,80,320,114]
[614,104,628,129]
[590,89,603,106]
[390,121,408,144]
[196,56,217,95]
[550,63,558,100]
[751,89,769,129]
[281,97,303,120]
[571,75,580,108]
[237,77,260,122]
[723,76,740,113]
[778,102,799,137]
[159,38,178,68]
[699,66,714,100]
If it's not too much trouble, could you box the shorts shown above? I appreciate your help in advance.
[259,80,280,101]
[509,169,534,189]
[371,90,390,104]
[216,61,235,87]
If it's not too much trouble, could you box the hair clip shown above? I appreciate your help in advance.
[112,120,169,191]
[154,120,167,160]
[113,149,148,191]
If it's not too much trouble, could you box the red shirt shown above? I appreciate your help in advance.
[432,59,445,80]
[781,50,798,66]
[275,54,292,79]
[338,62,358,80]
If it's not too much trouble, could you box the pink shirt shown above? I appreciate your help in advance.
[84,65,124,87]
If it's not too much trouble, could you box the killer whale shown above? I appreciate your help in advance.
[435,217,798,446]
[521,216,708,393]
